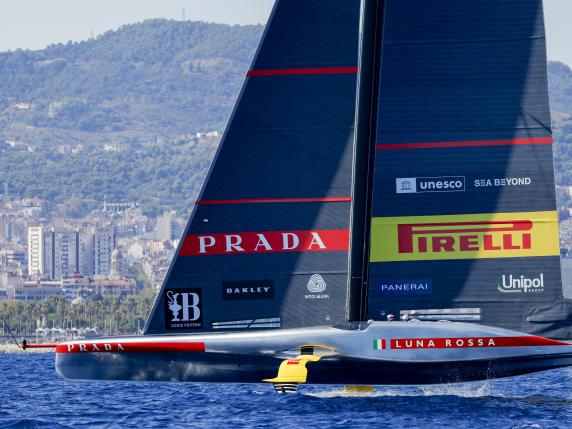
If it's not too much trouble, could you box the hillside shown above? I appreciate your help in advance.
[1,21,572,217]
[0,19,263,145]
[0,20,263,216]
[549,62,572,186]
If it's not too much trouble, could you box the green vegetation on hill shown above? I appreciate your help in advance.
[0,19,263,215]
[548,61,572,116]
[0,19,263,139]
[0,138,217,217]
[2,21,572,215]
[549,62,572,186]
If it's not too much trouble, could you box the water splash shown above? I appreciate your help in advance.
[419,381,492,397]
[304,381,492,399]
[305,388,388,398]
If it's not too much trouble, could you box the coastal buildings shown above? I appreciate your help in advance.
[0,195,181,302]
[8,275,136,301]
[155,211,179,241]
[44,228,82,280]
[92,228,115,276]
[27,226,44,277]
[26,226,116,280]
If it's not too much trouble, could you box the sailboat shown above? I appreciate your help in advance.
[47,0,572,392]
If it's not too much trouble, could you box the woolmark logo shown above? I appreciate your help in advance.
[369,211,560,262]
[396,177,465,194]
[307,274,327,293]
[498,274,545,294]
[378,279,432,295]
[164,288,203,330]
[305,274,329,299]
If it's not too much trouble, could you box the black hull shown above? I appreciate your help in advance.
[56,351,572,385]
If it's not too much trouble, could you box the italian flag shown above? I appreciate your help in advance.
[373,339,386,350]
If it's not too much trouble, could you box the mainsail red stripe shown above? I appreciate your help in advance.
[56,341,206,354]
[247,66,358,77]
[376,137,553,150]
[196,197,352,205]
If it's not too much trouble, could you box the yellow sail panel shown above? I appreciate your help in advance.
[370,211,559,262]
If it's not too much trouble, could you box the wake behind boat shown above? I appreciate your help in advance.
[41,0,572,392]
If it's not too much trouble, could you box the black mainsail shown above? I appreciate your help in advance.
[145,0,361,333]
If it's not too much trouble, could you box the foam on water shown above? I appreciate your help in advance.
[304,382,492,399]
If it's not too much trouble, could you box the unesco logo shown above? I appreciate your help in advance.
[396,177,465,194]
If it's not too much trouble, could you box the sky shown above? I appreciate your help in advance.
[0,0,570,66]
[0,0,275,51]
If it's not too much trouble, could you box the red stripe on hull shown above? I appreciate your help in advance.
[376,137,553,151]
[247,67,358,77]
[56,341,206,354]
[179,229,350,256]
[389,336,570,350]
[23,343,57,349]
[196,197,352,205]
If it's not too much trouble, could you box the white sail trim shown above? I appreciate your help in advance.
[212,318,281,330]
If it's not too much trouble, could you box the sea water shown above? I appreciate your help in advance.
[1,353,571,428]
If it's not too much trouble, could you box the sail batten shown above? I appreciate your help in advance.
[196,197,352,205]
[376,137,553,150]
[247,67,358,77]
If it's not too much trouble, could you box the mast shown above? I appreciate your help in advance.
[348,0,385,321]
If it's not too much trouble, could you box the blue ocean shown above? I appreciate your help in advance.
[1,354,571,428]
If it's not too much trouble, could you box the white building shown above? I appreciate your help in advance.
[27,226,116,280]
[27,226,45,277]
[9,280,62,301]
[61,274,92,301]
[44,228,82,280]
[127,242,145,260]
[155,212,177,241]
[29,227,82,280]
[93,228,115,276]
